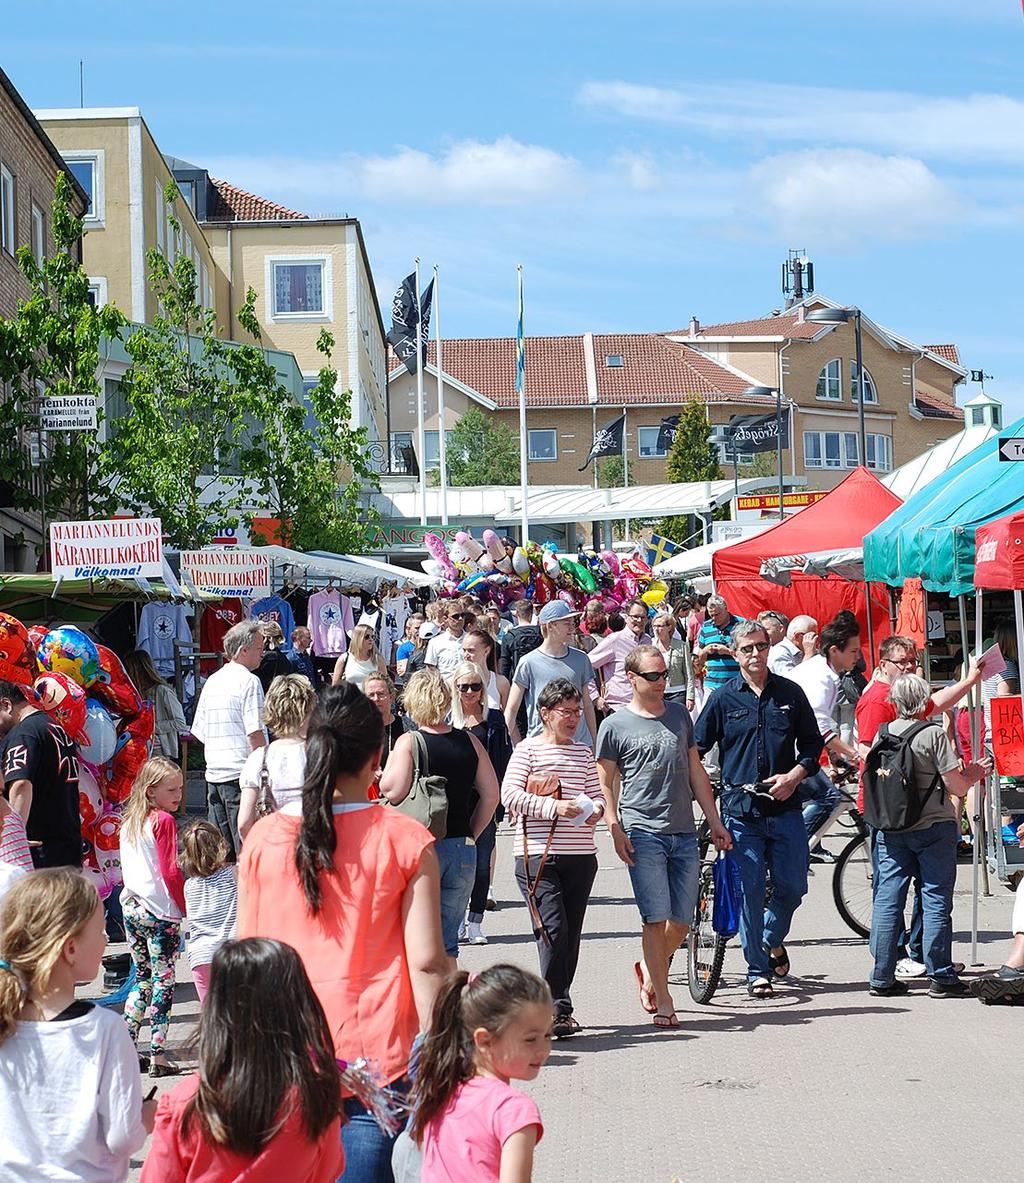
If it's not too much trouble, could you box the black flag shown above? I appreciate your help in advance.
[579,413,625,470]
[656,414,680,453]
[387,274,434,375]
[727,412,789,453]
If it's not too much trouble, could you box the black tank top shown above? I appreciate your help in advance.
[421,729,479,838]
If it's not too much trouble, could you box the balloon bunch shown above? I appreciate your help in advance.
[420,530,669,613]
[0,614,153,900]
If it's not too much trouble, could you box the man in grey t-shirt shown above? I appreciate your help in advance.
[504,601,597,746]
[597,644,731,1025]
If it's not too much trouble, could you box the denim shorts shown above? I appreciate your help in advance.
[434,836,477,956]
[626,829,700,925]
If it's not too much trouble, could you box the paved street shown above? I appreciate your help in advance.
[111,823,1021,1183]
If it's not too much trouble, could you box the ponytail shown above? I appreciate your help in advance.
[295,683,384,913]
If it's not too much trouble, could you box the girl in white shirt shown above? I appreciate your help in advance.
[238,674,316,839]
[0,868,153,1183]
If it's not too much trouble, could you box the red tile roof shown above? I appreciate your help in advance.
[668,312,825,340]
[914,389,964,420]
[205,177,307,222]
[390,334,775,409]
[924,344,962,366]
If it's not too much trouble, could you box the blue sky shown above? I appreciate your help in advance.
[8,0,1024,419]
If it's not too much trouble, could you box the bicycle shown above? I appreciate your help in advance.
[687,816,727,1004]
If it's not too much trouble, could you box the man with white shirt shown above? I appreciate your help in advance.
[191,620,266,859]
[768,615,818,677]
[425,602,468,680]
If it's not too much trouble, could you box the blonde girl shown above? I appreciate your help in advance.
[331,623,385,687]
[0,869,153,1181]
[238,673,316,838]
[179,821,237,1005]
[120,755,185,1076]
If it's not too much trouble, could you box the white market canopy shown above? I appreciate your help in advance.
[654,523,775,580]
[255,545,437,592]
[881,417,999,501]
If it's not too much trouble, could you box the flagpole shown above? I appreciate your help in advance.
[517,265,529,544]
[622,405,631,543]
[434,264,448,526]
[592,407,598,491]
[414,259,427,526]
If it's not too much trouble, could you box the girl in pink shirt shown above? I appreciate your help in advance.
[406,964,551,1183]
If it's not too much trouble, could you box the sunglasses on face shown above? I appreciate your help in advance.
[738,641,770,654]
[634,669,668,682]
[457,682,483,693]
[449,613,467,620]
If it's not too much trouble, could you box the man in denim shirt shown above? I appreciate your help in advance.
[695,620,823,998]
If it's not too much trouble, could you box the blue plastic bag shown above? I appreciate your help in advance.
[712,848,742,937]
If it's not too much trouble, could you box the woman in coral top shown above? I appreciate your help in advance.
[237,683,449,1183]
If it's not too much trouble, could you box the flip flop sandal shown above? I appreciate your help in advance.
[767,946,790,978]
[653,1012,679,1028]
[633,960,657,1014]
[747,978,774,999]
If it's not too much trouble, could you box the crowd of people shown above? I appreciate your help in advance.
[0,581,1021,1182]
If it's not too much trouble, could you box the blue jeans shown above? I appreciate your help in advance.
[626,830,699,925]
[339,1079,410,1183]
[869,828,924,962]
[435,836,477,956]
[799,769,844,845]
[869,819,958,987]
[721,806,809,982]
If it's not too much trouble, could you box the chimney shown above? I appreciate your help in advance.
[689,316,700,336]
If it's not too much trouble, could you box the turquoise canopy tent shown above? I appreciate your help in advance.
[863,415,1024,594]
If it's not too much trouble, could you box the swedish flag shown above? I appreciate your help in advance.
[647,534,681,567]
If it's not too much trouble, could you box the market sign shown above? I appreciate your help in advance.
[363,524,462,550]
[990,696,1024,777]
[50,518,163,579]
[40,395,97,432]
[735,491,829,513]
[180,548,272,598]
[997,437,1024,463]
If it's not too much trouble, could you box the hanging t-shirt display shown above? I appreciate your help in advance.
[378,595,411,667]
[307,589,353,657]
[250,594,296,649]
[137,603,193,679]
[199,598,246,675]
[280,585,311,629]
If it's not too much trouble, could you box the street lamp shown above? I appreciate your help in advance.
[741,384,786,521]
[708,426,739,503]
[806,306,866,467]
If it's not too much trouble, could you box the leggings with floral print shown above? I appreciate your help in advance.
[122,894,179,1056]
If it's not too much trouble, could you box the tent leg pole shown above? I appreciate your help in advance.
[864,581,876,668]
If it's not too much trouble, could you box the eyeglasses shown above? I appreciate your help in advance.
[884,655,916,669]
[547,704,583,716]
[627,614,647,622]
[449,613,467,620]
[633,669,668,682]
[737,641,770,655]
[457,682,483,693]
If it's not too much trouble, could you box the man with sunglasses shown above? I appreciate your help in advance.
[426,602,470,680]
[597,645,732,1027]
[694,620,823,998]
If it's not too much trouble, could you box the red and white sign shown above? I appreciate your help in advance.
[50,518,163,579]
[180,548,271,598]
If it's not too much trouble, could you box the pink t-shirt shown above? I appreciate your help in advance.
[422,1076,543,1183]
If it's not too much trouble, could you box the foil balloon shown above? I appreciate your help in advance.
[82,698,118,764]
[511,547,531,578]
[90,808,123,890]
[78,762,104,831]
[104,702,154,805]
[0,613,40,689]
[37,626,100,689]
[34,672,88,744]
[641,579,669,607]
[27,624,48,653]
[423,533,457,581]
[532,573,556,606]
[90,645,142,721]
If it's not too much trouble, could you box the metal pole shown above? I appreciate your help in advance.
[434,264,448,526]
[776,387,785,521]
[414,259,426,526]
[971,588,984,963]
[622,406,630,542]
[854,309,867,467]
[517,266,528,545]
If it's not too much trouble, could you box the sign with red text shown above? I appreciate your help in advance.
[990,696,1024,777]
[50,518,163,579]
[180,548,271,598]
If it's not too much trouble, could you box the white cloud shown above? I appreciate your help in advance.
[746,149,959,246]
[578,80,1024,165]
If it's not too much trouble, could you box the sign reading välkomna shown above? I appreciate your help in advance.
[50,518,163,579]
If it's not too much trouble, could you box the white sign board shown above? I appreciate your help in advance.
[927,610,946,641]
[50,518,163,579]
[180,549,272,598]
[711,522,764,543]
[40,396,98,432]
[998,437,1024,462]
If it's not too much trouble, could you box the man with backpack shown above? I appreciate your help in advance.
[864,673,989,998]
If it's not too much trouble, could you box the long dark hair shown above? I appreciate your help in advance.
[408,964,551,1143]
[182,938,341,1156]
[296,682,384,913]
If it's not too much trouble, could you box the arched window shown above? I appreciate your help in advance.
[815,358,841,401]
[850,362,877,403]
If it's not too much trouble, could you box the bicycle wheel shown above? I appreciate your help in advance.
[833,834,872,938]
[688,862,727,1004]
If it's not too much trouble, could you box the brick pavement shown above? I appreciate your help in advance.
[111,826,1021,1182]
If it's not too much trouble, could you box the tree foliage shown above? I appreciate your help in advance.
[657,399,722,544]
[435,406,521,487]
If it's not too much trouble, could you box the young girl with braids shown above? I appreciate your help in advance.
[0,869,153,1182]
[403,963,552,1183]
[119,755,186,1076]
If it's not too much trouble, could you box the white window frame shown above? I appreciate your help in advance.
[803,430,865,469]
[30,202,45,265]
[850,362,878,403]
[528,428,558,462]
[637,425,668,459]
[0,164,14,254]
[265,254,333,322]
[87,276,108,308]
[718,442,755,467]
[390,431,414,469]
[62,150,104,227]
[865,433,893,472]
[815,357,842,401]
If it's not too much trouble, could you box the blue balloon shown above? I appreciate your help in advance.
[82,698,118,765]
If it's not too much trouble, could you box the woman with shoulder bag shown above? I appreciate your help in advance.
[379,669,500,966]
[500,677,605,1038]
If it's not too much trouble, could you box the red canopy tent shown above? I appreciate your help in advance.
[974,511,1024,592]
[711,467,902,655]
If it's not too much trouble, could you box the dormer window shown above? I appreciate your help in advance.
[605,354,624,368]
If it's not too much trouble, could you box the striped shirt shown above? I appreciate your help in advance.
[697,615,745,691]
[501,737,603,856]
[0,808,33,873]
[184,865,237,969]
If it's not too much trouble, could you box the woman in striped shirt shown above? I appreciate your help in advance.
[501,678,605,1038]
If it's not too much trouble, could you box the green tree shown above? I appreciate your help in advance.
[433,406,520,486]
[0,171,126,535]
[595,455,624,488]
[656,400,722,544]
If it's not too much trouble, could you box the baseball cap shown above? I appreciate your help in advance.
[418,621,439,639]
[538,601,580,625]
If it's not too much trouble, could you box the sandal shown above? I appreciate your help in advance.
[653,1011,679,1028]
[747,978,774,999]
[767,946,790,978]
[633,961,657,1014]
[552,1015,581,1039]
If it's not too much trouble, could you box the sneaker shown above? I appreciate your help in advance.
[970,971,1024,1003]
[869,980,909,997]
[465,921,488,946]
[895,958,927,979]
[928,977,971,998]
[809,847,836,865]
